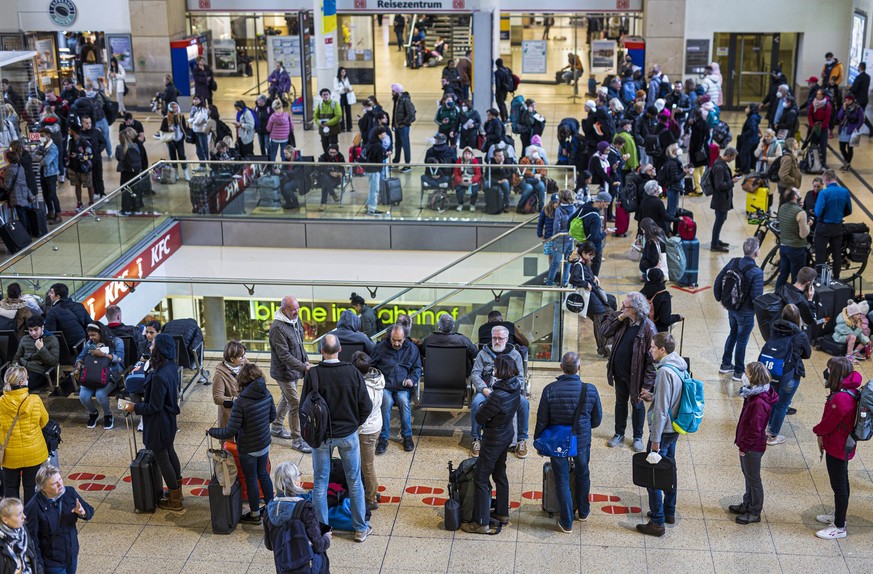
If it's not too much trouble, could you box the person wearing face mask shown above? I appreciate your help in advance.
[754,129,782,174]
[213,340,246,428]
[316,144,344,210]
[515,148,547,212]
[821,52,844,88]
[434,95,460,145]
[453,146,483,212]
[36,127,61,224]
[457,100,481,150]
[807,89,832,170]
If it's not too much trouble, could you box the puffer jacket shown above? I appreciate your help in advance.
[475,375,523,443]
[601,312,657,405]
[359,368,385,435]
[211,361,240,429]
[44,298,91,348]
[321,309,374,354]
[370,338,422,392]
[269,311,308,382]
[135,363,181,452]
[470,344,524,395]
[13,333,59,376]
[359,305,378,336]
[768,319,812,379]
[833,309,870,345]
[735,384,779,453]
[4,164,34,207]
[534,373,602,444]
[0,388,48,469]
[209,377,276,455]
[813,372,863,461]
[551,202,577,251]
[25,486,93,570]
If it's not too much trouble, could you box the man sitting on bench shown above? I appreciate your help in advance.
[476,311,530,362]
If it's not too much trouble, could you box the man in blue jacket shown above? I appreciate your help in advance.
[814,169,852,280]
[714,237,764,382]
[534,352,602,533]
[44,283,92,351]
[371,324,421,454]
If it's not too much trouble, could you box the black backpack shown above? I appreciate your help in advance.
[79,354,112,389]
[299,367,331,449]
[272,500,316,574]
[42,419,62,452]
[657,78,671,99]
[215,119,232,143]
[720,259,749,312]
[759,333,796,383]
[767,154,785,182]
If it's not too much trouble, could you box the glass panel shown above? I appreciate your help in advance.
[712,33,731,106]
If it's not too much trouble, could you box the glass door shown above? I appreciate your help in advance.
[713,33,797,110]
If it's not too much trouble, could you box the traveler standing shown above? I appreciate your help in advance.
[848,62,873,135]
[494,59,513,123]
[212,340,244,428]
[393,15,406,51]
[534,352,602,532]
[0,498,40,574]
[391,84,415,171]
[764,304,812,446]
[189,95,209,167]
[159,102,189,181]
[192,57,214,105]
[353,352,383,511]
[108,57,126,113]
[837,94,864,171]
[774,188,810,290]
[0,367,49,505]
[775,138,802,206]
[363,126,388,216]
[268,296,312,453]
[266,100,294,162]
[708,147,740,253]
[314,89,342,154]
[714,237,765,382]
[807,89,832,169]
[254,95,272,156]
[334,67,354,132]
[568,243,611,356]
[813,169,852,280]
[233,100,256,158]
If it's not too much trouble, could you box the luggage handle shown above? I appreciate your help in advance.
[679,316,685,356]
[124,411,138,461]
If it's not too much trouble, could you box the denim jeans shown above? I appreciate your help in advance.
[494,180,511,206]
[546,237,573,286]
[381,389,412,440]
[455,183,479,206]
[366,171,381,211]
[44,556,77,574]
[551,442,591,529]
[614,377,645,439]
[257,132,269,156]
[470,392,529,442]
[268,138,288,163]
[394,126,411,164]
[775,245,808,290]
[239,451,274,513]
[312,432,368,533]
[722,311,755,376]
[96,118,112,157]
[646,433,678,525]
[79,384,113,416]
[518,177,546,210]
[194,132,209,162]
[666,188,679,217]
[768,377,799,436]
[711,209,728,246]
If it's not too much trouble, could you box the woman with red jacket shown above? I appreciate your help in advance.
[453,146,482,212]
[730,362,778,526]
[807,89,833,169]
[812,357,861,540]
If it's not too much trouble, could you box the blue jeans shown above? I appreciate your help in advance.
[775,245,807,290]
[194,132,209,162]
[257,132,269,156]
[768,377,799,436]
[366,171,381,211]
[45,556,77,574]
[381,389,412,440]
[239,451,274,513]
[394,126,411,163]
[646,433,678,525]
[96,118,112,157]
[79,383,113,416]
[722,311,755,377]
[455,183,480,206]
[312,432,368,533]
[518,178,546,210]
[551,443,591,529]
[494,180,511,206]
[268,138,288,163]
[666,188,679,217]
[470,391,529,442]
[546,237,573,286]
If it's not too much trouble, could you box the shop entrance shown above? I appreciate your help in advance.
[713,33,798,110]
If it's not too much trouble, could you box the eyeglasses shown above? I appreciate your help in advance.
[492,336,508,341]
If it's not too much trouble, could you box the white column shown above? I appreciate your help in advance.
[312,0,339,95]
[472,1,497,113]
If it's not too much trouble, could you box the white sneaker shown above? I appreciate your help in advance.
[816,524,846,539]
[816,514,835,524]
[766,434,786,446]
[456,204,464,212]
[137,418,144,432]
[469,204,475,212]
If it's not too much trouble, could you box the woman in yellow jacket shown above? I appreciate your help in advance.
[0,366,49,505]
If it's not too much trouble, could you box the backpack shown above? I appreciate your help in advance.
[215,119,232,142]
[299,367,331,449]
[511,73,521,92]
[517,193,538,215]
[79,354,112,389]
[509,95,526,132]
[499,68,516,93]
[647,289,667,322]
[447,458,478,523]
[719,259,749,312]
[665,236,687,282]
[272,500,316,574]
[699,166,715,196]
[851,380,873,442]
[568,210,598,242]
[711,120,732,148]
[758,333,796,382]
[767,154,786,182]
[644,134,662,158]
[657,77,671,99]
[620,173,641,212]
[659,364,705,434]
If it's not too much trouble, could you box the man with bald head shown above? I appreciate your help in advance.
[371,324,422,454]
[269,295,312,452]
[301,334,374,541]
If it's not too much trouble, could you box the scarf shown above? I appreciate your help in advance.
[224,361,242,375]
[812,97,828,112]
[0,522,31,574]
[738,382,771,399]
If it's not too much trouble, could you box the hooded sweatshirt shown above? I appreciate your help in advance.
[735,384,778,453]
[360,368,385,435]
[648,352,687,443]
[813,371,863,461]
[321,310,374,354]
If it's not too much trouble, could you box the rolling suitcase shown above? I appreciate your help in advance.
[189,176,211,214]
[542,460,576,518]
[678,238,699,287]
[677,318,691,375]
[484,186,503,214]
[24,205,48,238]
[745,186,771,216]
[815,280,853,322]
[208,438,243,534]
[379,176,403,206]
[632,452,676,492]
[0,213,32,254]
[125,413,162,513]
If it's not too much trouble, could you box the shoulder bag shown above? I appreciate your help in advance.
[0,397,31,465]
[533,383,588,457]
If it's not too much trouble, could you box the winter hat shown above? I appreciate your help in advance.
[846,302,863,317]
[584,100,597,111]
[659,109,672,119]
[845,94,856,102]
[391,83,404,94]
[550,193,560,203]
[698,94,711,104]
[654,98,666,112]
[434,133,448,144]
[858,300,869,315]
[595,191,613,203]
[596,141,610,153]
[153,333,177,361]
[531,134,542,146]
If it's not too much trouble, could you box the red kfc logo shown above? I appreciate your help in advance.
[453,0,465,7]
[354,0,366,8]
[198,0,211,8]
[616,0,630,8]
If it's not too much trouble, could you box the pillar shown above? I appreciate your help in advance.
[472,5,496,114]
[128,0,187,108]
[643,0,687,82]
[313,0,339,95]
[203,296,227,351]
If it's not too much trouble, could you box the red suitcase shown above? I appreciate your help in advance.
[223,440,271,503]
[615,204,630,236]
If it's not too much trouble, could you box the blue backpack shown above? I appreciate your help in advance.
[272,500,316,574]
[758,334,796,383]
[659,364,705,434]
[509,95,526,132]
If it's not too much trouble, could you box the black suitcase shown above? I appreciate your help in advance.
[816,335,847,356]
[555,71,564,84]
[816,280,853,322]
[208,475,243,534]
[189,176,212,214]
[484,187,504,214]
[0,217,32,254]
[24,206,47,238]
[542,460,575,518]
[125,414,162,513]
[379,177,403,205]
[753,292,784,341]
[632,452,676,492]
[121,189,141,214]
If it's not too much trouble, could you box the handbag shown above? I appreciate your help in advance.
[533,383,588,457]
[346,90,357,105]
[656,242,670,277]
[207,439,239,497]
[625,235,643,262]
[184,128,195,145]
[0,397,30,466]
[564,288,590,315]
[476,133,486,151]
[593,284,609,306]
[850,131,862,148]
[158,131,174,143]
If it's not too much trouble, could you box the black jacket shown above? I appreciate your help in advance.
[255,104,271,136]
[80,127,106,155]
[640,281,680,332]
[568,261,608,315]
[25,487,93,570]
[640,237,664,274]
[70,97,93,122]
[768,319,812,379]
[0,528,42,574]
[534,374,602,443]
[362,139,386,173]
[301,361,372,439]
[107,322,145,353]
[135,362,181,452]
[421,331,478,376]
[850,72,871,108]
[637,194,677,232]
[209,377,276,455]
[484,117,505,149]
[776,104,799,135]
[709,158,734,212]
[658,156,685,193]
[45,298,91,348]
[775,283,820,329]
[474,375,522,443]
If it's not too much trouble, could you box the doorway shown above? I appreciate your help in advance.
[713,33,798,110]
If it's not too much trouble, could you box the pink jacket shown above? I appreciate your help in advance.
[266,111,293,141]
[813,372,862,461]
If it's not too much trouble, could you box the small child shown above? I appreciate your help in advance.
[856,300,870,338]
[575,169,593,206]
[730,362,778,525]
[833,302,870,362]
[352,351,384,511]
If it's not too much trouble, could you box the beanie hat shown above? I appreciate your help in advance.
[531,134,542,146]
[846,302,863,317]
[646,267,665,283]
[595,191,613,203]
[153,333,176,361]
[858,300,869,315]
[391,83,404,94]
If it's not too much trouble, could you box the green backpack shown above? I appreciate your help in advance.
[568,211,597,243]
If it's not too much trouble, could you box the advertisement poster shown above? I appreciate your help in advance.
[82,63,105,87]
[268,36,302,77]
[591,40,617,72]
[521,40,547,74]
[106,34,134,72]
[849,12,867,84]
[213,39,237,74]
[34,38,56,73]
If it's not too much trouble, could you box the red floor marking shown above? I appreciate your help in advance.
[381,495,401,504]
[601,505,642,514]
[301,481,314,490]
[671,285,711,294]
[405,486,444,495]
[377,485,386,492]
[522,490,543,500]
[421,497,449,506]
[510,501,520,509]
[180,477,208,486]
[589,494,620,503]
[122,476,132,483]
[67,472,105,481]
[191,488,210,497]
[78,483,116,492]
